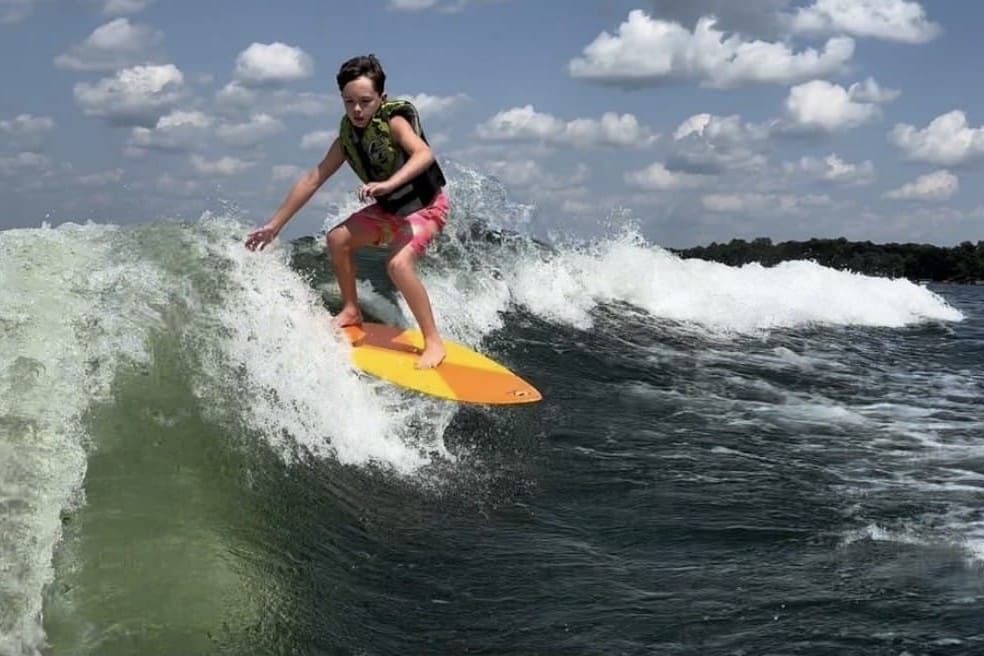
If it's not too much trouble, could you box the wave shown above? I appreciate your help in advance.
[0,163,965,654]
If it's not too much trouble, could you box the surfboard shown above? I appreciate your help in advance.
[342,323,542,405]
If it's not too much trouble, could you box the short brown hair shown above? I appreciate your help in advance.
[336,54,386,94]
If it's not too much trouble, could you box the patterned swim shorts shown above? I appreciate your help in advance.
[346,189,449,255]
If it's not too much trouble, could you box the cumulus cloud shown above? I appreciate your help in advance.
[890,110,984,167]
[271,91,335,116]
[477,105,658,148]
[701,191,833,214]
[625,162,709,190]
[216,84,333,118]
[782,78,897,133]
[156,172,201,197]
[75,168,124,186]
[101,0,154,14]
[389,0,439,9]
[190,154,255,176]
[0,113,55,150]
[54,18,163,71]
[0,151,50,176]
[885,169,958,201]
[398,92,469,117]
[301,130,337,150]
[784,153,876,185]
[216,113,285,148]
[387,0,488,12]
[216,82,257,108]
[272,164,306,181]
[847,77,901,103]
[646,0,790,39]
[233,42,313,87]
[126,110,212,152]
[0,0,35,24]
[484,159,590,190]
[790,0,940,44]
[670,113,771,173]
[74,64,185,127]
[569,11,854,88]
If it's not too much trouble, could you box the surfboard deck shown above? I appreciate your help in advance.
[342,323,542,405]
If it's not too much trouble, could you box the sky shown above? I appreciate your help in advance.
[1,0,983,248]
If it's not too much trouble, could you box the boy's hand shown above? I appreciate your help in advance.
[358,179,396,201]
[244,223,279,251]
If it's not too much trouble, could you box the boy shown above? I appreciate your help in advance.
[245,54,449,368]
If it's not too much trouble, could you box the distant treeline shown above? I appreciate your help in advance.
[672,237,984,283]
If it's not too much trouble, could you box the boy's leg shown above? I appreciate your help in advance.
[386,242,445,369]
[385,193,449,368]
[326,208,385,326]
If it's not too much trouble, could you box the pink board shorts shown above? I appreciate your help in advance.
[346,190,449,256]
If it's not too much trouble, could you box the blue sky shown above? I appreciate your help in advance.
[1,0,982,247]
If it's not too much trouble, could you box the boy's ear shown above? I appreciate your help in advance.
[382,93,388,101]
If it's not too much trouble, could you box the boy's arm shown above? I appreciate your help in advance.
[267,138,346,232]
[246,139,345,250]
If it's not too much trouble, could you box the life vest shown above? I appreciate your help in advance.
[339,98,446,216]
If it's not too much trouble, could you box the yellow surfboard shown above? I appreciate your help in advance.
[342,323,542,405]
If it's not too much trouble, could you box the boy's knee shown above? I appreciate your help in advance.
[386,253,414,279]
[326,227,348,253]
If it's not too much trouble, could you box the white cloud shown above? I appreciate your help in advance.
[156,173,201,197]
[784,153,876,185]
[387,0,487,12]
[885,169,958,201]
[0,151,49,176]
[791,0,940,44]
[848,77,901,104]
[477,105,657,148]
[216,113,285,148]
[54,18,162,71]
[101,0,154,15]
[270,91,335,116]
[674,112,772,143]
[217,87,332,120]
[890,110,984,167]
[0,113,55,147]
[74,64,185,127]
[485,159,548,187]
[671,113,771,173]
[783,79,896,133]
[216,82,257,109]
[484,160,589,190]
[233,42,313,87]
[702,192,833,214]
[301,130,337,150]
[75,168,124,186]
[389,0,439,8]
[190,154,254,176]
[397,93,469,117]
[569,11,854,88]
[625,162,708,190]
[272,164,306,181]
[0,0,34,24]
[127,110,212,152]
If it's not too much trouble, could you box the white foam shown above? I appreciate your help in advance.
[506,229,963,333]
[192,216,450,472]
[842,523,928,547]
[0,223,166,656]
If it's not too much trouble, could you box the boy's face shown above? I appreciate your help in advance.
[341,75,383,128]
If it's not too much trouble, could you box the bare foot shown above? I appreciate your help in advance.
[332,305,363,328]
[415,341,446,369]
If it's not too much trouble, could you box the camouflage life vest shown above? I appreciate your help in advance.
[339,98,446,216]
